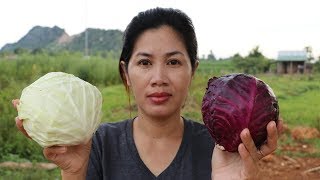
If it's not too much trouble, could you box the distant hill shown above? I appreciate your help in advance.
[1,26,66,51]
[65,28,123,53]
[0,26,123,53]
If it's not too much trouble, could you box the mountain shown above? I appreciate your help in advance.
[65,28,123,53]
[1,26,66,51]
[0,26,123,53]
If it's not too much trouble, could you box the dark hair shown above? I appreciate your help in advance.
[119,7,198,90]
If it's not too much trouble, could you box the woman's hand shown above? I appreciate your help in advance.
[12,99,91,179]
[13,99,31,138]
[211,120,283,180]
[43,140,91,179]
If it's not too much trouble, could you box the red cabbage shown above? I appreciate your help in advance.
[202,73,279,152]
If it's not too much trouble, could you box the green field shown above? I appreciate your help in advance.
[1,56,319,179]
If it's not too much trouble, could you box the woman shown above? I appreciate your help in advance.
[13,7,282,179]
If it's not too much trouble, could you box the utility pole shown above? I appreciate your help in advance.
[85,28,88,58]
[84,0,89,59]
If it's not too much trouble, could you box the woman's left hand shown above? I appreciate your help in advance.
[211,120,283,180]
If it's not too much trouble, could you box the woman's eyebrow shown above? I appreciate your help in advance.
[134,51,184,58]
[165,51,184,57]
[135,52,152,57]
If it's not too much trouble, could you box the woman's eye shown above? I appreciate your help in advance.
[168,59,181,65]
[138,59,151,66]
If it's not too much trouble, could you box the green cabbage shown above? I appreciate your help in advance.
[17,72,102,147]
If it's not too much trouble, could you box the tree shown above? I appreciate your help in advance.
[13,47,28,55]
[304,46,314,62]
[232,53,242,59]
[207,50,216,60]
[0,51,10,58]
[314,60,320,73]
[232,47,271,74]
[201,54,206,60]
[248,46,264,58]
[31,48,45,55]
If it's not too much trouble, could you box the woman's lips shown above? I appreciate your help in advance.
[147,92,172,104]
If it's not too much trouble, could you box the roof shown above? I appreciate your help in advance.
[277,51,307,61]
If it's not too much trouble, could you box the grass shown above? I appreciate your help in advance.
[0,168,60,180]
[279,90,320,127]
[276,134,320,158]
[260,74,320,129]
[99,84,137,122]
[1,59,320,178]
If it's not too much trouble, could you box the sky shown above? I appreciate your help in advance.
[0,0,319,59]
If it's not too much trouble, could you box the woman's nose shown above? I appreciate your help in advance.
[150,65,168,87]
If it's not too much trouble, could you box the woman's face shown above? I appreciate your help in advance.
[124,25,195,119]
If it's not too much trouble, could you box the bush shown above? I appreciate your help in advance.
[0,52,121,162]
[0,53,121,86]
[0,82,44,162]
[232,56,272,74]
[314,61,320,73]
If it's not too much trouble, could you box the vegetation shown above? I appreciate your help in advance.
[231,46,275,74]
[66,29,123,54]
[0,51,319,179]
[0,52,120,163]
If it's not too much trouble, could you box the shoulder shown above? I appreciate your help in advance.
[87,119,132,179]
[184,118,212,138]
[95,119,131,136]
[91,119,131,147]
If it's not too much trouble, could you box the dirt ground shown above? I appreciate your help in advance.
[258,125,320,180]
[259,154,320,180]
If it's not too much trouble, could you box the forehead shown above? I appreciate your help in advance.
[132,25,187,54]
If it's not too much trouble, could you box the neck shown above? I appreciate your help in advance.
[133,114,184,139]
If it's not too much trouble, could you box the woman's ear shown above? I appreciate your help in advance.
[120,61,131,86]
[192,60,199,77]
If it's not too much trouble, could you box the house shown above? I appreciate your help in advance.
[276,51,307,74]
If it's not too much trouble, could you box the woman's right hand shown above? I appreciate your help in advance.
[12,99,91,179]
[43,140,91,179]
